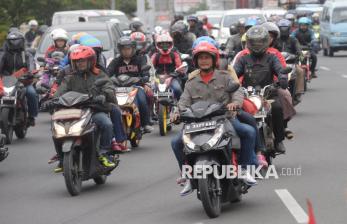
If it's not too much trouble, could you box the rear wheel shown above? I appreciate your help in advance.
[63,149,82,196]
[199,174,221,218]
[1,108,13,144]
[158,104,168,136]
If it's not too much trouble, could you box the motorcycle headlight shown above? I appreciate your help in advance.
[3,86,15,97]
[117,94,129,105]
[158,83,167,92]
[53,122,66,138]
[183,133,196,150]
[68,118,86,136]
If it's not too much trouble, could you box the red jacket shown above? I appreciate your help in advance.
[151,51,182,74]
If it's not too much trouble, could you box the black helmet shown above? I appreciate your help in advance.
[174,14,184,22]
[246,25,269,56]
[171,21,188,35]
[229,24,238,35]
[187,15,199,23]
[129,21,144,32]
[262,22,280,39]
[277,19,291,38]
[6,31,25,51]
[117,36,136,54]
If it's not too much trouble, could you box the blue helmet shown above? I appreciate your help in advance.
[245,17,259,28]
[277,19,292,27]
[192,36,219,49]
[79,34,103,49]
[298,17,311,25]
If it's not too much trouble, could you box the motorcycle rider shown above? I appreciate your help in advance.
[291,17,318,78]
[24,19,39,47]
[45,28,69,59]
[233,25,289,153]
[107,36,153,133]
[129,21,145,34]
[151,33,184,100]
[0,31,38,126]
[187,16,208,38]
[202,16,214,35]
[225,19,247,57]
[53,46,117,172]
[277,19,305,105]
[285,13,297,32]
[171,42,258,196]
[171,20,196,54]
[31,25,48,49]
[311,13,320,41]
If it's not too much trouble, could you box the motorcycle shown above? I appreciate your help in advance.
[153,62,188,136]
[0,75,33,144]
[299,46,312,91]
[281,52,298,99]
[51,90,119,196]
[180,100,249,218]
[111,74,143,148]
[0,134,8,162]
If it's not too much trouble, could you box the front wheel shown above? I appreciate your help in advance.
[199,174,221,218]
[158,104,168,136]
[63,150,82,196]
[1,108,14,144]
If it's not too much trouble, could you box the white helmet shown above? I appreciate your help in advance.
[50,28,68,41]
[28,19,38,27]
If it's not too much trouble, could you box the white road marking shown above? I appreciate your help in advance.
[319,66,330,71]
[275,189,308,224]
[341,74,347,78]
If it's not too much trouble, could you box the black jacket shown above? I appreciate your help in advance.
[0,49,35,76]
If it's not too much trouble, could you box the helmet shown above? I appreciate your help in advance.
[298,17,311,25]
[312,13,320,19]
[277,19,291,38]
[6,31,25,50]
[129,21,144,32]
[70,46,96,73]
[71,32,88,43]
[187,15,199,23]
[245,17,259,29]
[192,36,219,49]
[38,25,48,35]
[192,42,219,68]
[171,21,188,36]
[285,13,295,21]
[51,28,69,41]
[237,18,246,28]
[229,24,238,35]
[174,14,184,22]
[117,36,136,56]
[246,25,269,56]
[130,32,147,51]
[154,26,164,35]
[262,22,280,39]
[79,34,103,49]
[155,33,173,55]
[28,19,38,27]
[68,44,80,54]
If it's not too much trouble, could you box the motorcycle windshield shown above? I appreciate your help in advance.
[58,91,90,107]
[2,76,17,88]
[114,74,141,87]
[182,101,225,120]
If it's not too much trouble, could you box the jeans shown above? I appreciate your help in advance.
[171,118,258,171]
[237,110,265,153]
[110,106,127,142]
[92,112,113,154]
[135,87,150,127]
[170,78,183,100]
[25,85,38,118]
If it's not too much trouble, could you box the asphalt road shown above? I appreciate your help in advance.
[0,53,347,224]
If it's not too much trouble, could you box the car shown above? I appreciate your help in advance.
[218,9,267,44]
[52,10,129,26]
[320,0,347,56]
[35,21,123,66]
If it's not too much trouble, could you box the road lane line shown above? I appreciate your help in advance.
[275,189,308,224]
[319,66,330,71]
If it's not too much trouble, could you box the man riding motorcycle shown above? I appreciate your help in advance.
[187,16,208,38]
[225,19,247,56]
[107,36,153,133]
[171,42,258,196]
[233,25,289,154]
[170,21,196,54]
[151,33,184,100]
[52,46,117,172]
[291,17,318,78]
[0,31,38,126]
[25,19,39,48]
[45,28,69,59]
[277,19,305,104]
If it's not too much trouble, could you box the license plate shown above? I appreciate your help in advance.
[157,91,172,97]
[2,96,15,101]
[115,87,132,93]
[184,120,217,133]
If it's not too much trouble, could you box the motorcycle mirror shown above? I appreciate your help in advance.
[226,80,240,93]
[181,54,191,60]
[37,57,45,63]
[280,66,292,74]
[94,78,109,87]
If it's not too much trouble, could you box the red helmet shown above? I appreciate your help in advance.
[155,33,173,55]
[192,42,220,68]
[130,32,147,51]
[70,46,97,73]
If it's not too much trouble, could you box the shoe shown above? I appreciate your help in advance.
[27,117,36,127]
[240,169,257,186]
[48,154,59,164]
[257,154,268,168]
[311,72,317,78]
[285,128,294,140]
[112,140,131,153]
[275,141,286,154]
[143,125,154,133]
[54,163,63,173]
[99,154,116,168]
[180,180,193,196]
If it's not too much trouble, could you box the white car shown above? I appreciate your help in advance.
[218,9,267,44]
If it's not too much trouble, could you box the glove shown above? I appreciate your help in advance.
[279,77,288,89]
[92,95,106,104]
